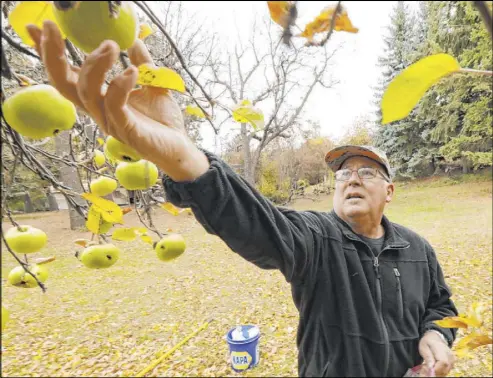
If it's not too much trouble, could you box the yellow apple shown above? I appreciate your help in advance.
[8,264,48,288]
[90,176,118,197]
[2,306,9,331]
[105,136,142,162]
[80,243,121,269]
[103,143,119,165]
[2,84,76,139]
[93,150,106,168]
[154,234,186,262]
[115,160,159,190]
[53,1,139,54]
[4,225,47,254]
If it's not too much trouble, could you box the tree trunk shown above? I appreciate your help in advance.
[55,130,86,229]
[47,191,59,211]
[241,123,254,184]
[23,192,34,213]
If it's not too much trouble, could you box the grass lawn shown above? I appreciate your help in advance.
[1,177,492,377]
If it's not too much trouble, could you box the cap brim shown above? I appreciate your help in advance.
[325,146,389,176]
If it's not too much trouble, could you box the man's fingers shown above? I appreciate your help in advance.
[430,343,454,377]
[26,25,42,56]
[419,342,436,377]
[103,66,138,136]
[77,40,120,126]
[127,39,154,67]
[39,21,83,107]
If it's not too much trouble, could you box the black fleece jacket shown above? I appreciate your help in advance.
[162,151,458,377]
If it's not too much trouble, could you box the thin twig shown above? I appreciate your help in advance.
[1,228,47,293]
[1,30,41,60]
[459,68,493,76]
[306,1,342,47]
[133,1,215,107]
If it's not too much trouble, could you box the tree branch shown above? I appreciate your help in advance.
[1,30,41,60]
[473,1,493,40]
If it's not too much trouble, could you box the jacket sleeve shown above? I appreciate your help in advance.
[420,243,459,347]
[161,150,329,283]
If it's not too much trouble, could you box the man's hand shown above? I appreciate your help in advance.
[26,21,209,182]
[419,331,455,377]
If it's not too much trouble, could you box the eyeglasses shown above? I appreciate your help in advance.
[335,167,390,182]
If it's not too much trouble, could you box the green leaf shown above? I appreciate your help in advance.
[381,54,461,125]
[112,228,137,242]
[82,192,123,224]
[232,100,265,130]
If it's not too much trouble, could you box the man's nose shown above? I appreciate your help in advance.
[347,170,362,185]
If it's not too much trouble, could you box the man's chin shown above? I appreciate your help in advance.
[342,203,368,218]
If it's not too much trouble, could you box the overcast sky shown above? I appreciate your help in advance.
[146,2,417,152]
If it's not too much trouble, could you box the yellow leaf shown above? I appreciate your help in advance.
[86,206,102,234]
[232,100,264,130]
[74,239,89,247]
[82,193,123,224]
[32,256,56,265]
[139,23,155,40]
[300,4,358,40]
[133,227,148,235]
[97,138,104,146]
[137,64,185,92]
[455,333,493,354]
[434,317,470,329]
[185,105,206,119]
[8,1,66,47]
[266,1,293,28]
[161,202,182,216]
[112,228,137,242]
[381,54,461,124]
[140,235,153,245]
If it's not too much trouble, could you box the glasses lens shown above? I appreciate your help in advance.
[336,169,350,181]
[359,168,376,179]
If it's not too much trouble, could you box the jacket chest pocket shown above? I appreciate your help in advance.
[381,260,429,339]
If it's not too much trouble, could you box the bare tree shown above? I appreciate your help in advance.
[204,18,340,184]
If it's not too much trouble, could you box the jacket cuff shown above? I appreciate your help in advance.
[161,149,226,207]
[421,323,454,348]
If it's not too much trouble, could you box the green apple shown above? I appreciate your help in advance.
[93,150,106,168]
[90,176,118,197]
[8,264,48,288]
[80,243,121,269]
[105,136,142,162]
[4,225,47,254]
[115,160,159,190]
[2,84,76,140]
[154,234,186,262]
[2,306,9,331]
[103,143,119,165]
[53,1,139,54]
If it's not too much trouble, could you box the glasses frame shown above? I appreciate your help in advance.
[335,167,391,183]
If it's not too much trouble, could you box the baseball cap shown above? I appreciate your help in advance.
[325,145,392,180]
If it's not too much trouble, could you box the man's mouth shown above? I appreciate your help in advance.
[346,193,364,200]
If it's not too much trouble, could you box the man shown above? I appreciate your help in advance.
[27,21,458,377]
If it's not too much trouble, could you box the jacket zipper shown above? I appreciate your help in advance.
[394,267,404,319]
[373,255,389,377]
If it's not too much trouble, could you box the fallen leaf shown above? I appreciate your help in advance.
[434,317,469,329]
[300,4,358,40]
[455,333,493,356]
[381,54,461,124]
[232,100,264,131]
[266,1,293,28]
[8,1,66,46]
[137,64,185,92]
[122,208,133,215]
[74,239,89,247]
[161,202,183,216]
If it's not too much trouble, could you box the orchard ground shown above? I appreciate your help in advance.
[1,176,492,377]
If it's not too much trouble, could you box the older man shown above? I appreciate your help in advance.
[28,21,457,377]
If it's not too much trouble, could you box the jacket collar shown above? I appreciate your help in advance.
[329,210,410,250]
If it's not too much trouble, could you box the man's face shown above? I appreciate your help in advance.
[333,156,394,220]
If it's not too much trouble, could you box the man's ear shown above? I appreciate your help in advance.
[385,183,395,203]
